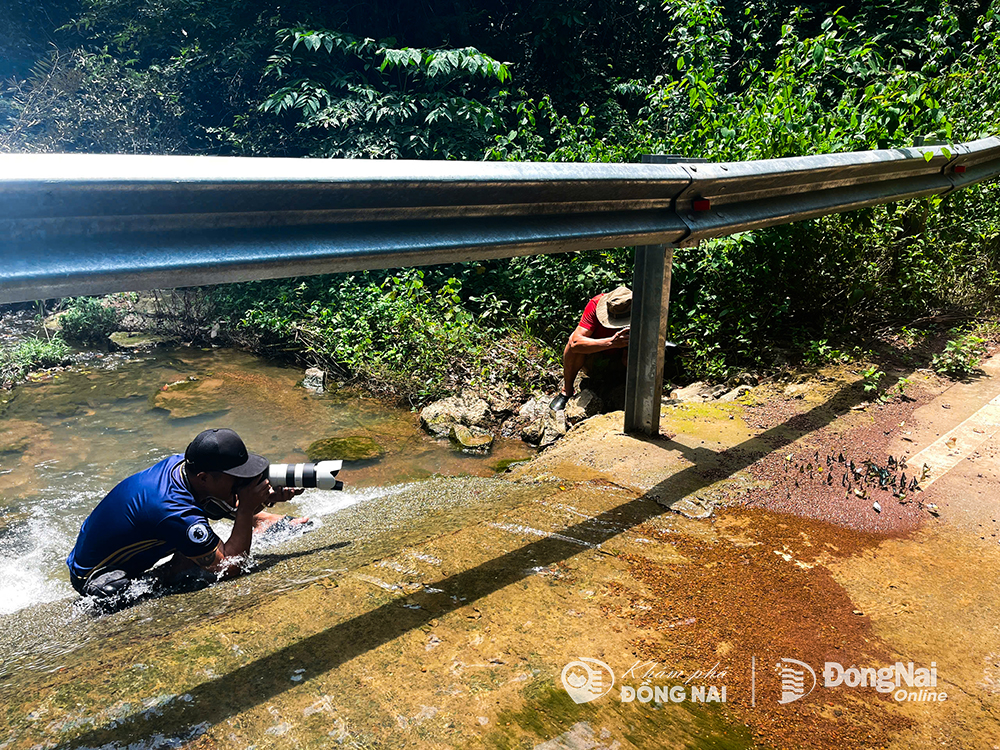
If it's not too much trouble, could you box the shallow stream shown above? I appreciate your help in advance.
[0,324,532,681]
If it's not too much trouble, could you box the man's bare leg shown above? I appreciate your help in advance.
[551,343,587,410]
[563,342,588,397]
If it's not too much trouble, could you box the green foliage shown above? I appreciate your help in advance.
[803,339,852,365]
[3,0,1000,389]
[501,251,631,337]
[897,326,931,348]
[890,376,911,401]
[260,28,510,159]
[59,297,122,345]
[930,329,988,378]
[0,336,72,386]
[212,269,554,400]
[487,1,1000,381]
[0,48,187,153]
[860,365,885,395]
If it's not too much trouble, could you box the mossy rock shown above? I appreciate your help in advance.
[449,424,494,453]
[490,458,531,473]
[306,436,384,462]
[43,311,66,332]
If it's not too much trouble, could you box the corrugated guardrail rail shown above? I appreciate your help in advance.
[0,137,998,433]
[0,137,997,304]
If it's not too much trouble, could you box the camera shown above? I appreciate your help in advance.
[201,460,345,520]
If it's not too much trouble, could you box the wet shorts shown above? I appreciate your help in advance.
[71,569,133,599]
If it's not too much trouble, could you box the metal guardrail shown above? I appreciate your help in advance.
[1,137,998,432]
[671,138,1000,246]
[1,138,997,304]
[0,156,690,302]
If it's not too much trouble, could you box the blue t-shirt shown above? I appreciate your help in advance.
[67,455,221,584]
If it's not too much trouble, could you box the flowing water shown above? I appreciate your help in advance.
[0,323,533,680]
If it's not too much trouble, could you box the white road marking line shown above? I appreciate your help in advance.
[907,393,1000,491]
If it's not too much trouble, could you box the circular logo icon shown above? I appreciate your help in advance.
[561,657,615,704]
[187,522,211,545]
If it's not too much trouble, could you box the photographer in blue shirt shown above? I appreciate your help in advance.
[67,428,305,602]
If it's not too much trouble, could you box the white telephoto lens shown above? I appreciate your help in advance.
[269,460,344,490]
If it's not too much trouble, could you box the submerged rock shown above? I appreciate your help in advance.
[306,436,384,461]
[420,391,491,438]
[108,332,175,350]
[0,420,39,455]
[449,424,494,452]
[151,376,231,420]
[491,457,531,473]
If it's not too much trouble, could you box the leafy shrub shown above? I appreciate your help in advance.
[484,4,1000,381]
[0,49,187,154]
[889,377,911,402]
[803,339,852,366]
[860,365,884,396]
[214,269,555,401]
[8,0,997,390]
[59,297,121,345]
[930,330,987,378]
[260,29,510,159]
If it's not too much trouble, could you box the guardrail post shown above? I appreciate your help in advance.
[624,243,673,435]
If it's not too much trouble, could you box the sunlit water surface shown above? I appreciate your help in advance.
[0,330,533,678]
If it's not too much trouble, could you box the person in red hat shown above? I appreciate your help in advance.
[67,428,306,604]
[549,286,632,412]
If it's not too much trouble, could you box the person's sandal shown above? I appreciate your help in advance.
[549,393,569,412]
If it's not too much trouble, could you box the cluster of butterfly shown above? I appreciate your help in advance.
[784,450,933,512]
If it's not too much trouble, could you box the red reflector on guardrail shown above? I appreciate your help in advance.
[954,165,967,173]
[693,198,712,211]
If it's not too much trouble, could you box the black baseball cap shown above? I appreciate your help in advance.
[185,428,269,478]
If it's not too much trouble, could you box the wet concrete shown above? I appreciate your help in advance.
[3,354,1000,748]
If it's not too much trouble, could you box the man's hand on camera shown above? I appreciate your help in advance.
[610,327,630,348]
[235,475,272,516]
[235,475,308,533]
[266,484,304,506]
